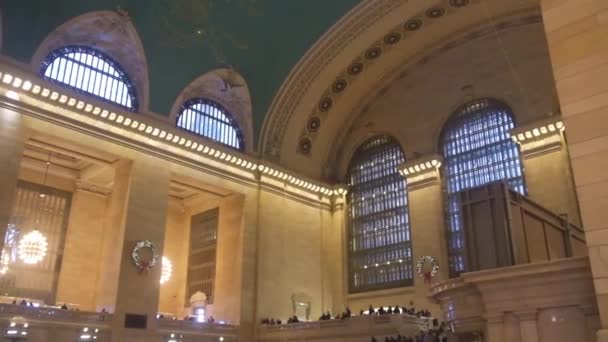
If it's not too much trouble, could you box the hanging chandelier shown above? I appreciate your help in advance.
[160,256,173,284]
[18,230,48,265]
[0,250,9,274]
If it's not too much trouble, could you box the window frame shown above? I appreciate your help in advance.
[176,98,244,150]
[440,98,526,277]
[346,135,414,293]
[40,45,139,111]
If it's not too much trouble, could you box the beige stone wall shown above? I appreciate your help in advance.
[521,136,581,225]
[158,198,188,317]
[540,0,608,338]
[56,189,107,310]
[255,189,328,321]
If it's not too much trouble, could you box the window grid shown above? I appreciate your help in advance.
[186,208,219,304]
[441,99,525,277]
[40,46,138,111]
[347,136,413,293]
[177,99,244,150]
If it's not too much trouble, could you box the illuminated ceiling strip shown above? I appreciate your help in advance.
[0,69,342,198]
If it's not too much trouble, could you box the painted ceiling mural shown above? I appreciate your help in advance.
[1,0,362,139]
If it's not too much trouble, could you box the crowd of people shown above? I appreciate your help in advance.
[360,303,432,318]
[262,302,433,326]
[260,317,283,325]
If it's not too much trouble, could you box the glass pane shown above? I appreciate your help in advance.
[176,100,243,150]
[41,47,137,111]
[347,136,413,292]
[441,99,525,276]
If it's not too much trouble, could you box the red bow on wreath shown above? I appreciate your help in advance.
[138,261,150,274]
[423,271,432,284]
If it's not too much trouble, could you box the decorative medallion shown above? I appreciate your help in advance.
[405,19,423,31]
[332,79,348,93]
[307,117,321,132]
[131,240,160,273]
[416,256,439,284]
[298,137,312,155]
[318,97,333,112]
[365,47,382,60]
[426,7,446,18]
[347,62,364,76]
[449,0,470,8]
[384,32,402,45]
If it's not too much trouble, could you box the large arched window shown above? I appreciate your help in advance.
[441,98,525,276]
[347,135,413,293]
[177,98,244,150]
[41,46,138,111]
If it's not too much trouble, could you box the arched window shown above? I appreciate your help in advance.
[177,98,244,150]
[347,135,413,293]
[41,46,138,111]
[441,98,525,276]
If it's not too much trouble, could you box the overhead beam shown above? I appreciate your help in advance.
[26,138,114,167]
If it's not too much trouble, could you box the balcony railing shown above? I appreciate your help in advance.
[452,182,586,274]
[258,314,431,341]
[0,304,111,324]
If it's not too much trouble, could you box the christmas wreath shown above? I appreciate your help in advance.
[416,256,439,284]
[131,240,159,273]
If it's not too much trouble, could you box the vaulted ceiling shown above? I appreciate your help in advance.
[1,0,361,138]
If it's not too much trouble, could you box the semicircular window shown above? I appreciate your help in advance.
[177,99,244,150]
[41,46,138,111]
[440,98,525,276]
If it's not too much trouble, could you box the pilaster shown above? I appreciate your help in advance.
[540,0,608,335]
[105,157,171,342]
[0,106,25,251]
[484,313,505,342]
[516,310,539,342]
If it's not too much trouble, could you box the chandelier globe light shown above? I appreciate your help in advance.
[160,256,173,284]
[18,230,48,265]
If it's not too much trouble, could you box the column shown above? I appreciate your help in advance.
[0,106,25,251]
[107,157,170,342]
[484,313,505,342]
[56,184,108,310]
[540,1,608,340]
[517,310,539,342]
[324,190,346,316]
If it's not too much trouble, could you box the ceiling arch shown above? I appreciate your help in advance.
[260,0,547,179]
[328,16,557,181]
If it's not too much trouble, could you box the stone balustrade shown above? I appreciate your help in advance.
[258,314,431,342]
[430,257,599,342]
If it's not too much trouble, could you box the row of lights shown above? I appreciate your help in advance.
[0,70,339,198]
[511,121,564,143]
[167,333,223,342]
[5,320,28,338]
[257,164,346,196]
[362,259,406,269]
[398,159,442,177]
[79,327,99,341]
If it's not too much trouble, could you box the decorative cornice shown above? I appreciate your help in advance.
[511,116,565,158]
[75,181,112,196]
[0,61,345,210]
[397,154,443,190]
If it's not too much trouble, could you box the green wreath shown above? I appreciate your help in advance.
[416,256,439,284]
[131,240,159,273]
